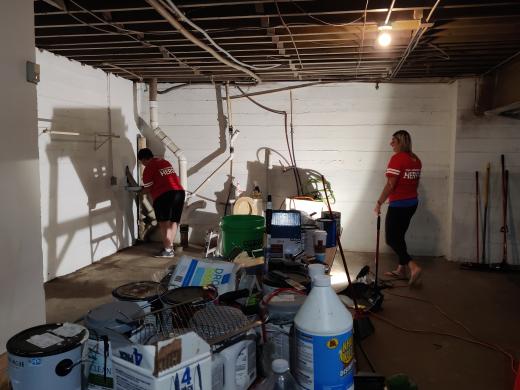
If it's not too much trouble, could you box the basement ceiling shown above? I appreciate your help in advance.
[34,0,520,83]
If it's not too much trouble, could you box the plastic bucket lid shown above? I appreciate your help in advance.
[6,323,88,358]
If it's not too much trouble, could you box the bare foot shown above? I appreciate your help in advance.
[409,267,422,286]
[384,269,408,279]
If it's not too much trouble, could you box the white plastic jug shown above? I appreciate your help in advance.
[294,275,354,390]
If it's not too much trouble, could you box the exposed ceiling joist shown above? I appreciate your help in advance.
[33,0,520,83]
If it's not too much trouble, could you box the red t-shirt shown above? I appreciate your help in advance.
[142,158,183,200]
[385,152,422,202]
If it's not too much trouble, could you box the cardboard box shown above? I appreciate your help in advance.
[169,256,237,295]
[112,332,211,390]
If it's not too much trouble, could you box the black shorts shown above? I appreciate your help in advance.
[153,190,185,222]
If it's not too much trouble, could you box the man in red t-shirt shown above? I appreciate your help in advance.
[375,130,422,285]
[138,148,185,258]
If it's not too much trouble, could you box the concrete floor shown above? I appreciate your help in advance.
[44,244,520,390]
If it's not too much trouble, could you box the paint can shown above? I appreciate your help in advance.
[317,218,337,248]
[321,211,341,231]
[313,230,327,248]
[7,323,89,390]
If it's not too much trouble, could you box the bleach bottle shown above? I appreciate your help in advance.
[294,275,354,390]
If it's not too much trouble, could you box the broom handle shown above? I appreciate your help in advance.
[375,215,381,290]
[475,171,480,263]
[321,175,359,311]
[501,154,508,264]
[482,162,490,263]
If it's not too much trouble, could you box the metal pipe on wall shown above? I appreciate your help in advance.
[188,129,239,199]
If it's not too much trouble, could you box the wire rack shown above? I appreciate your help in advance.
[129,298,260,346]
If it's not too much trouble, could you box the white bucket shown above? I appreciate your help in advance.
[7,323,89,390]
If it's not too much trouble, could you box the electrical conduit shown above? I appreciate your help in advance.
[146,0,261,82]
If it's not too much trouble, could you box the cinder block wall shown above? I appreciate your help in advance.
[37,50,141,281]
[143,82,454,256]
[0,1,45,354]
[450,79,519,264]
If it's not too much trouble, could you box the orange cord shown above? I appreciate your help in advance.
[373,291,518,376]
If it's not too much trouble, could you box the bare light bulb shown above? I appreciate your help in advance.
[377,25,392,47]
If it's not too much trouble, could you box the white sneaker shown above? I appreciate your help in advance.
[154,248,175,258]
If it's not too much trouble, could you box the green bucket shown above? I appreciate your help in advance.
[220,215,265,258]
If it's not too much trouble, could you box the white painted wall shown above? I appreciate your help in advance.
[37,50,140,281]
[0,1,46,353]
[144,82,455,256]
[450,78,520,264]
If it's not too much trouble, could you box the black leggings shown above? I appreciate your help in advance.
[385,205,417,265]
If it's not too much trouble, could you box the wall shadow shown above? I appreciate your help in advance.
[187,85,228,177]
[42,107,136,279]
[133,83,166,156]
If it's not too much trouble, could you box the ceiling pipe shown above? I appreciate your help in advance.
[148,78,188,191]
[384,0,396,25]
[389,0,442,78]
[146,0,261,83]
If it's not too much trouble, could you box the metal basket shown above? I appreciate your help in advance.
[129,293,260,346]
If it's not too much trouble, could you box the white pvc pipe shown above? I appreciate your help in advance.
[153,127,188,191]
[148,78,188,191]
[150,100,159,129]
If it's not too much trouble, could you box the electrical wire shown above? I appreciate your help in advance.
[390,0,442,78]
[274,0,304,70]
[66,0,199,74]
[289,1,364,27]
[157,83,190,94]
[289,90,303,194]
[161,0,281,70]
[427,43,450,60]
[355,0,370,78]
[235,86,303,195]
[355,336,377,373]
[68,0,146,37]
[375,292,518,376]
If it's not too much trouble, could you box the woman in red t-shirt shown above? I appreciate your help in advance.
[374,130,422,285]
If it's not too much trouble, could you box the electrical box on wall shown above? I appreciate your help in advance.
[26,61,40,84]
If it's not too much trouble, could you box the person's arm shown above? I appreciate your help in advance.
[141,165,153,195]
[374,176,398,215]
